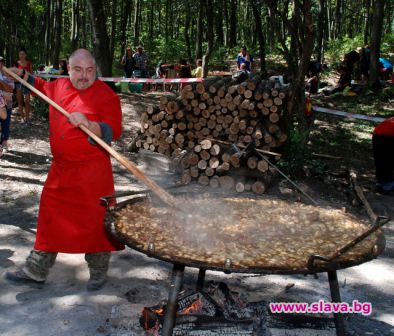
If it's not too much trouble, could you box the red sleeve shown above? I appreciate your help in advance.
[98,84,122,141]
[33,76,51,97]
[27,61,33,72]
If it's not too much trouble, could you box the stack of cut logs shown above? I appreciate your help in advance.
[136,77,288,194]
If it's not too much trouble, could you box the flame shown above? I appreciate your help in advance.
[153,308,165,316]
[179,298,203,315]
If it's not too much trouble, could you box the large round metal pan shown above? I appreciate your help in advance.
[104,192,385,274]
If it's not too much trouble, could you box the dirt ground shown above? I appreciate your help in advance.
[0,92,393,336]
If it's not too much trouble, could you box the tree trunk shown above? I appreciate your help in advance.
[44,0,51,64]
[223,0,229,46]
[87,0,112,76]
[119,0,132,58]
[368,0,385,90]
[134,0,141,46]
[334,0,342,39]
[316,0,326,63]
[385,0,393,33]
[148,1,154,48]
[288,0,314,148]
[214,0,224,46]
[364,0,372,44]
[195,0,203,60]
[184,5,192,61]
[250,1,266,75]
[228,0,237,47]
[51,0,62,69]
[70,0,80,50]
[202,0,214,78]
[264,0,314,167]
[110,0,117,63]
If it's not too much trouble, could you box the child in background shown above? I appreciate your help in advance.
[194,59,203,78]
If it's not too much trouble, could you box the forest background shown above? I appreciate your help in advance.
[0,0,392,77]
[0,0,393,166]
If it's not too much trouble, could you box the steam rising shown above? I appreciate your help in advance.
[113,193,376,270]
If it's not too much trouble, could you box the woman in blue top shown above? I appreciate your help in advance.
[236,46,253,72]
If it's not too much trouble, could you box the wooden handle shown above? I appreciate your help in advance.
[3,67,176,207]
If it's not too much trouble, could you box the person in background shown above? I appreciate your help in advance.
[0,57,15,157]
[59,60,68,76]
[372,117,394,194]
[236,46,253,72]
[305,59,323,94]
[323,65,351,96]
[232,63,250,82]
[15,48,33,124]
[344,49,360,73]
[4,49,124,291]
[178,59,192,78]
[194,59,203,78]
[358,45,370,84]
[178,59,192,90]
[121,46,135,78]
[379,57,393,80]
[306,69,319,94]
[133,46,149,78]
[153,61,166,91]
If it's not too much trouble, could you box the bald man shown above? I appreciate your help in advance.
[5,49,124,291]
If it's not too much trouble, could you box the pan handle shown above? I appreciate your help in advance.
[100,190,150,209]
[100,184,187,209]
[374,215,390,227]
[308,214,390,270]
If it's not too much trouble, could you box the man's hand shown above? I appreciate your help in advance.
[69,112,102,138]
[69,112,90,128]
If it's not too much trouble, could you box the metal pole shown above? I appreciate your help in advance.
[256,152,319,206]
[327,271,346,336]
[196,268,206,291]
[162,264,185,336]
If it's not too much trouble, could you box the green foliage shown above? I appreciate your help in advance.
[31,97,49,120]
[278,128,311,176]
[325,35,364,65]
[381,33,394,59]
[325,33,394,65]
[27,0,45,14]
[150,37,188,65]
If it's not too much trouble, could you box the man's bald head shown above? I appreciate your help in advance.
[69,49,96,66]
[68,49,97,90]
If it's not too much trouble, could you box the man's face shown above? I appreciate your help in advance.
[241,48,247,55]
[137,47,143,53]
[68,56,96,90]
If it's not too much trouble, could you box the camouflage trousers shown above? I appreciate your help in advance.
[23,250,111,282]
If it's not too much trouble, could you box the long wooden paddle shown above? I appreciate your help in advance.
[4,67,176,207]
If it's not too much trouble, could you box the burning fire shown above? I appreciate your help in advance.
[179,298,203,315]
[141,297,205,332]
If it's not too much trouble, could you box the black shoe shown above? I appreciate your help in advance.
[4,269,45,288]
[86,277,107,291]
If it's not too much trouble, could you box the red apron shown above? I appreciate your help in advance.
[33,77,124,253]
